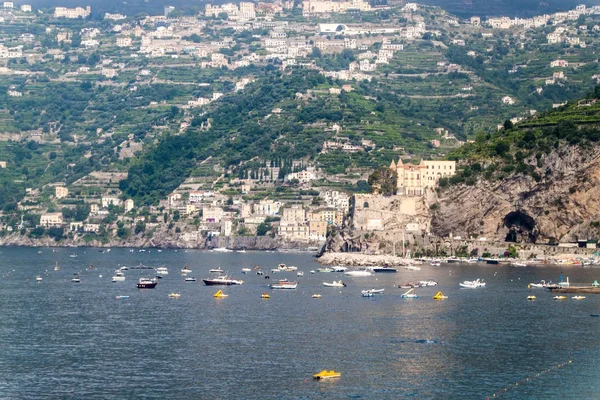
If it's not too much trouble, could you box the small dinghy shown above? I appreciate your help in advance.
[527,296,536,301]
[553,296,567,300]
[572,296,586,300]
[312,294,322,299]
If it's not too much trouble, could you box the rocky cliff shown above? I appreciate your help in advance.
[432,144,600,243]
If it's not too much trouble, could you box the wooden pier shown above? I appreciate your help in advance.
[551,286,600,294]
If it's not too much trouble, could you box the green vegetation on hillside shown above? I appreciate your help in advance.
[443,86,600,186]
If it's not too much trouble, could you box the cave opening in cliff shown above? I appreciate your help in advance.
[504,211,537,243]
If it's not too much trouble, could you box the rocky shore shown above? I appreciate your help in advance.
[0,233,320,251]
[318,252,415,267]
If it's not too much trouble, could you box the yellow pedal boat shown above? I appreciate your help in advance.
[312,294,322,298]
[527,296,536,300]
[313,370,341,380]
[261,293,270,299]
[433,292,448,300]
[553,296,566,300]
[213,290,228,298]
[168,293,181,298]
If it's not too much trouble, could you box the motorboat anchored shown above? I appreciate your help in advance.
[241,268,251,274]
[209,268,224,273]
[112,271,126,282]
[212,247,233,253]
[317,267,333,273]
[363,288,385,296]
[368,267,397,273]
[185,277,197,282]
[323,281,346,287]
[430,260,441,267]
[405,266,421,271]
[168,293,181,298]
[331,266,348,272]
[137,277,158,289]
[155,267,169,276]
[269,279,298,289]
[36,275,42,282]
[460,279,486,288]
[345,269,372,277]
[181,265,192,274]
[202,275,244,285]
[418,280,438,287]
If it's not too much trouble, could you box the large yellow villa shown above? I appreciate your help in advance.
[390,159,456,196]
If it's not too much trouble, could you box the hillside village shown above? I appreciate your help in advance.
[1,0,600,247]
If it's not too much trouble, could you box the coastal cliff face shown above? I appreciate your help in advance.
[432,145,600,243]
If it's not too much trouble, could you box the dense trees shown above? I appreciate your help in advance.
[368,167,398,196]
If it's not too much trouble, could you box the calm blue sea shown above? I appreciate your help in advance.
[0,247,599,399]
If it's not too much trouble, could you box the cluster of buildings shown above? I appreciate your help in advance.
[162,185,350,244]
[473,4,598,30]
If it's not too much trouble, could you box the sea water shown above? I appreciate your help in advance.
[0,247,599,399]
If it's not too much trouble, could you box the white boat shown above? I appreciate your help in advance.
[168,293,181,298]
[310,270,316,274]
[155,267,169,276]
[237,250,247,253]
[270,280,298,289]
[512,262,527,267]
[529,280,550,288]
[317,268,333,273]
[203,275,244,285]
[213,247,233,253]
[53,262,60,271]
[185,277,197,282]
[405,266,421,271]
[557,277,570,288]
[181,266,192,274]
[71,278,81,283]
[209,268,224,273]
[363,288,385,295]
[460,279,486,288]
[36,275,42,282]
[112,271,126,282]
[241,268,251,274]
[572,296,586,300]
[345,269,372,277]
[466,258,479,264]
[361,291,373,297]
[400,288,418,298]
[297,271,304,277]
[418,280,438,287]
[323,281,346,287]
[119,266,129,271]
[69,254,78,258]
[331,266,348,272]
[430,260,441,267]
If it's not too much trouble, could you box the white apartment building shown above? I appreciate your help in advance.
[40,213,64,227]
[54,6,91,18]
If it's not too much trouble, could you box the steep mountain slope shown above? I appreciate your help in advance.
[432,87,600,243]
